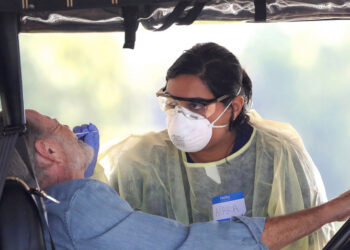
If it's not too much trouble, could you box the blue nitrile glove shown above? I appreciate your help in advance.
[73,123,99,178]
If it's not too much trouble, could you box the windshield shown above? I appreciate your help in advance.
[19,20,350,210]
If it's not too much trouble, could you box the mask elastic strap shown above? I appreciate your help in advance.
[210,87,242,128]
[210,102,232,128]
[236,86,242,96]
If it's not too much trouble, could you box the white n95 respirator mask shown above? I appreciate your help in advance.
[166,103,231,153]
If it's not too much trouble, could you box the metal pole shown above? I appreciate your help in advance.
[0,12,25,128]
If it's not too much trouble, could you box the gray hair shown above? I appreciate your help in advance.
[1,112,45,187]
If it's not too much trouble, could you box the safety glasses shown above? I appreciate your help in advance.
[156,87,231,119]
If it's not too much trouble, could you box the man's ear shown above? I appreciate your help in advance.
[34,138,62,164]
[231,96,245,120]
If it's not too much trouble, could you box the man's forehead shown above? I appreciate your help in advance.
[25,109,44,122]
[25,109,57,130]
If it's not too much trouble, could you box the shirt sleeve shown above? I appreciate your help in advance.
[60,180,268,250]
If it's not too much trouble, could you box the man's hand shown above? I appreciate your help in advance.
[73,123,99,178]
[261,189,350,250]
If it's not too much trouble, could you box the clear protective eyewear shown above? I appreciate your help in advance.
[156,88,231,120]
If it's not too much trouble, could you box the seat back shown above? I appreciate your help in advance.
[0,178,46,250]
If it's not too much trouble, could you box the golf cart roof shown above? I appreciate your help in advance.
[1,1,350,250]
[1,0,350,33]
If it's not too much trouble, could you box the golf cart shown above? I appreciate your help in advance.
[0,1,350,249]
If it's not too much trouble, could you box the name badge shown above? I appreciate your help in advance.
[212,192,246,221]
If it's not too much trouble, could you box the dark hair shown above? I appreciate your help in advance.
[166,42,252,131]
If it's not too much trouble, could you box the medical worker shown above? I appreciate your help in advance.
[98,42,334,249]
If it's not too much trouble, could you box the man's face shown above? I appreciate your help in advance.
[26,109,75,138]
[25,109,93,171]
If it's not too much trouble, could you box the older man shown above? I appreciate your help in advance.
[16,109,349,250]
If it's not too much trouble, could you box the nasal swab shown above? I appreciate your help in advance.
[74,130,98,135]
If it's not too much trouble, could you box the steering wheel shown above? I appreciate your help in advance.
[323,219,350,250]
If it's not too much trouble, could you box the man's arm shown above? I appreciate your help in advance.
[262,190,350,250]
[47,180,268,250]
[46,180,350,250]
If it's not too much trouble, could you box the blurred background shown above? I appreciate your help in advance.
[19,21,350,202]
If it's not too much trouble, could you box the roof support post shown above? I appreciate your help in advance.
[0,12,25,128]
